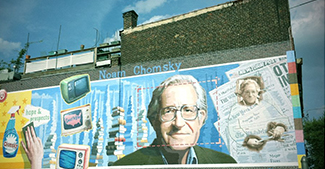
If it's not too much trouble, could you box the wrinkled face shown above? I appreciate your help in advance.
[158,84,206,151]
[242,83,258,105]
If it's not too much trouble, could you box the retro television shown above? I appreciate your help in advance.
[56,144,90,169]
[60,74,90,104]
[60,104,92,136]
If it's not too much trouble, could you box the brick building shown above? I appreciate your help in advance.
[0,0,293,92]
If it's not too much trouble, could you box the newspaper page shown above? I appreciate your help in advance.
[210,56,297,163]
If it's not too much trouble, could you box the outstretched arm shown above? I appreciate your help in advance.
[21,126,43,169]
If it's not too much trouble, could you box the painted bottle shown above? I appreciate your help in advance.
[3,106,20,158]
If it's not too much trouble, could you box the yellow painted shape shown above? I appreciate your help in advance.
[0,91,32,167]
[0,162,31,169]
[290,84,299,96]
[297,155,305,169]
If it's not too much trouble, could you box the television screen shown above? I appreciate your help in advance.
[60,74,90,104]
[74,77,89,97]
[59,150,76,169]
[63,109,83,130]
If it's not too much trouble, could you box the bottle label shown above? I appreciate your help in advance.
[3,132,18,155]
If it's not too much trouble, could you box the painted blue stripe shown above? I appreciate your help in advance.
[296,142,306,155]
[286,50,295,63]
[293,107,302,118]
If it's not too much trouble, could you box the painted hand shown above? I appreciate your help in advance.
[271,126,285,140]
[21,126,43,169]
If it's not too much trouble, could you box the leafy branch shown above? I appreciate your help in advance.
[0,43,29,73]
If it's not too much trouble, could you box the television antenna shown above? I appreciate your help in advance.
[94,28,99,47]
[26,33,43,55]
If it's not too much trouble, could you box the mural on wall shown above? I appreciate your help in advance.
[0,55,299,168]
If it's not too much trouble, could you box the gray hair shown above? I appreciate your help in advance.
[147,75,208,128]
[238,79,261,95]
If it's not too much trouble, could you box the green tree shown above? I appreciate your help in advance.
[12,43,29,73]
[0,60,12,71]
[0,43,28,72]
[303,112,324,169]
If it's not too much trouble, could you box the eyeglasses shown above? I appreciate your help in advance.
[160,105,199,122]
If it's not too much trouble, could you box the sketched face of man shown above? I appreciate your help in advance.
[159,84,205,151]
[242,82,258,105]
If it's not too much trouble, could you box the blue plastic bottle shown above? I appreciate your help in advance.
[3,106,20,158]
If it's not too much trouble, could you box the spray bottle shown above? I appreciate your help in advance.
[2,106,20,158]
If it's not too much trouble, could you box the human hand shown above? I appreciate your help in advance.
[246,138,264,148]
[271,126,285,140]
[21,126,43,169]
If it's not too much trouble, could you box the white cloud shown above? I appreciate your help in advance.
[104,15,171,44]
[140,15,170,25]
[290,0,324,39]
[123,0,167,14]
[0,38,21,59]
[103,29,122,43]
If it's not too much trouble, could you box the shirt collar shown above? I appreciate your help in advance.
[186,147,198,164]
[160,147,198,164]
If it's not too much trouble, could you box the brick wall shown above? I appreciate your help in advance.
[121,0,291,64]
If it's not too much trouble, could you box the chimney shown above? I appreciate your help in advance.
[123,10,138,29]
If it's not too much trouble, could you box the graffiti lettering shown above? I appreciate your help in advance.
[238,59,277,75]
[134,62,181,75]
[4,141,18,149]
[64,112,82,126]
[99,70,126,80]
[30,116,50,122]
[273,63,289,87]
[220,98,228,104]
[25,109,37,116]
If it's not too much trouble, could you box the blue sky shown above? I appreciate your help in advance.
[0,0,324,119]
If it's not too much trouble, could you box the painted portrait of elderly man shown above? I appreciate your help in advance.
[235,76,265,106]
[113,74,236,165]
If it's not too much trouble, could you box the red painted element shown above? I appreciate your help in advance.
[288,62,297,74]
[64,112,82,126]
[115,137,125,142]
[0,89,7,102]
[185,121,194,133]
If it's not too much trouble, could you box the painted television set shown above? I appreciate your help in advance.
[60,74,90,104]
[56,144,90,169]
[60,104,92,136]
